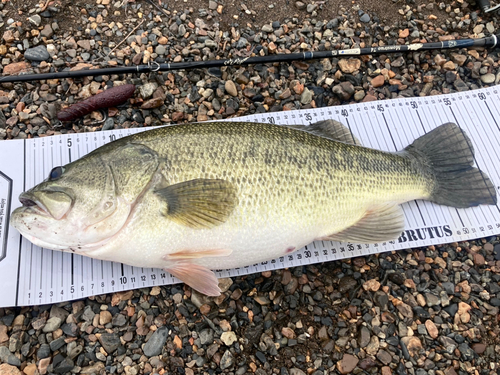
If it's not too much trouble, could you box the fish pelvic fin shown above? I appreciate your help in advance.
[165,263,221,297]
[155,179,238,229]
[319,203,404,244]
[405,123,497,208]
[286,119,361,145]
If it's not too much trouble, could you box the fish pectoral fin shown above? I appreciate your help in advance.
[320,204,405,244]
[155,179,238,229]
[164,248,233,260]
[286,119,361,145]
[165,263,221,297]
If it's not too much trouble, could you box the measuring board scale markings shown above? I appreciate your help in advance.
[1,85,499,307]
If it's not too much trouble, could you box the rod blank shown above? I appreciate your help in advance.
[1,34,498,83]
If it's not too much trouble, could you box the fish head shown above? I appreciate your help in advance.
[11,143,159,253]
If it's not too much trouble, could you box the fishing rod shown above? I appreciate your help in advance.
[1,34,498,83]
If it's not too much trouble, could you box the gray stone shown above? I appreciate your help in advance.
[53,355,75,374]
[295,1,306,10]
[43,317,62,332]
[236,37,248,48]
[50,306,70,321]
[360,13,371,22]
[205,39,217,48]
[0,346,10,363]
[262,24,273,33]
[139,82,158,99]
[359,326,371,347]
[459,343,475,361]
[220,350,234,370]
[0,110,6,128]
[200,329,214,345]
[37,343,51,359]
[300,88,313,104]
[99,333,121,354]
[155,45,166,55]
[112,314,127,327]
[425,293,440,307]
[24,45,50,62]
[28,15,42,27]
[102,118,115,131]
[306,4,316,12]
[481,73,495,84]
[143,326,169,357]
[50,337,66,351]
[61,323,77,337]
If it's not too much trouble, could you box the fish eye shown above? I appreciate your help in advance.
[49,166,65,181]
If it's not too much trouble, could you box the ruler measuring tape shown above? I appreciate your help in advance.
[0,85,499,308]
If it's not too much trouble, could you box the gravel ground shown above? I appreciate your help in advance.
[1,0,500,374]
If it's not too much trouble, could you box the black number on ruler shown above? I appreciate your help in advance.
[377,104,384,112]
[444,98,451,106]
[478,93,486,100]
[341,109,348,117]
[70,286,74,293]
[267,116,275,124]
[120,277,127,284]
[67,138,72,147]
[109,134,116,142]
[410,101,418,109]
[305,113,312,122]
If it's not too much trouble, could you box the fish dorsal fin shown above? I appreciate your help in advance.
[319,204,404,244]
[287,120,361,145]
[155,179,238,229]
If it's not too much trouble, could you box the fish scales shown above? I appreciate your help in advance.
[85,122,429,267]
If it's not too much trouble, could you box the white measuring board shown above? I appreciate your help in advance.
[0,85,499,308]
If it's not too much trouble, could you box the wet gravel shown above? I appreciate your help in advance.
[1,0,500,374]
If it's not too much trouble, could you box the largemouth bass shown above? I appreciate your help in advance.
[11,120,497,296]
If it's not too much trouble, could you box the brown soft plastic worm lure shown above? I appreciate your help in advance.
[57,84,136,121]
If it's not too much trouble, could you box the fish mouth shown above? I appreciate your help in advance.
[19,193,52,217]
[18,190,73,220]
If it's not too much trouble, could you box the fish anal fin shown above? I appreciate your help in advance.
[164,248,233,260]
[155,178,238,229]
[165,263,221,297]
[287,119,361,145]
[320,204,405,244]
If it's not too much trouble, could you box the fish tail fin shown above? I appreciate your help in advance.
[405,122,497,208]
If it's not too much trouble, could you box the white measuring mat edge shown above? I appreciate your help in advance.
[0,85,499,307]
